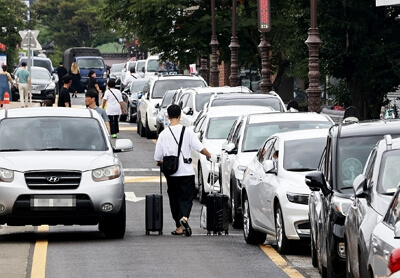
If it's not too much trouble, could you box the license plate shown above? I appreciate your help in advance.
[31,90,41,95]
[31,195,76,207]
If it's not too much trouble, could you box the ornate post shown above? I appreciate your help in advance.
[258,33,272,93]
[199,58,209,84]
[305,0,322,112]
[210,0,220,87]
[229,0,240,87]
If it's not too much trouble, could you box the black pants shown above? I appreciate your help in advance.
[108,115,120,135]
[165,175,195,228]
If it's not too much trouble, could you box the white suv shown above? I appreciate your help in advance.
[137,74,207,139]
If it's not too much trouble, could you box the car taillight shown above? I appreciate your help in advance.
[389,248,400,275]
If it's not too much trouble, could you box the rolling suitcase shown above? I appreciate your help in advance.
[204,159,229,235]
[145,169,163,235]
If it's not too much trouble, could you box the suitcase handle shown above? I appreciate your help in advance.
[160,168,162,195]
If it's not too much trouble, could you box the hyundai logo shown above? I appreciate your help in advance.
[47,176,60,183]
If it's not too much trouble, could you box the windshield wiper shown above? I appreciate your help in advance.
[37,148,79,151]
[0,149,23,152]
[286,168,316,172]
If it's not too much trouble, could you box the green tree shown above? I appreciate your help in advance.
[0,0,28,68]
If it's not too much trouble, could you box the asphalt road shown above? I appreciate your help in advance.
[0,94,320,278]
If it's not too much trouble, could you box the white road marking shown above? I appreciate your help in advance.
[125,191,145,203]
[124,168,160,172]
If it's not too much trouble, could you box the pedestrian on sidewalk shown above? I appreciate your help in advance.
[58,74,72,107]
[56,62,68,92]
[69,62,82,98]
[0,65,13,108]
[15,62,31,108]
[154,104,215,237]
[101,78,125,138]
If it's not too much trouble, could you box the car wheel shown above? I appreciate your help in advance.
[231,179,243,229]
[311,221,318,268]
[242,194,266,245]
[145,116,155,139]
[99,197,126,239]
[275,203,290,254]
[198,164,207,204]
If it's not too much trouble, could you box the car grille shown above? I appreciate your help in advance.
[25,171,81,189]
[31,84,46,90]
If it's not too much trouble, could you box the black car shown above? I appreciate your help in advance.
[305,120,400,277]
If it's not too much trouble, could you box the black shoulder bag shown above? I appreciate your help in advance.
[161,126,186,176]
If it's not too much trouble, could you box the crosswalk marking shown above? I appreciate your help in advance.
[125,176,165,183]
[124,168,160,172]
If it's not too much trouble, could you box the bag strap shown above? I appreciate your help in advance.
[168,126,186,159]
[108,89,120,103]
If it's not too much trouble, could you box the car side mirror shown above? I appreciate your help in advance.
[263,160,276,174]
[305,171,332,197]
[146,93,149,100]
[142,67,145,73]
[353,174,367,198]
[225,142,237,155]
[199,130,204,142]
[52,73,59,83]
[395,222,400,239]
[182,107,193,115]
[155,103,160,109]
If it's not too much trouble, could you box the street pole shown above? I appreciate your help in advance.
[210,0,219,87]
[27,30,31,74]
[258,33,272,93]
[229,0,240,87]
[305,0,322,112]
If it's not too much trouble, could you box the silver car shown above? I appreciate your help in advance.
[0,107,133,239]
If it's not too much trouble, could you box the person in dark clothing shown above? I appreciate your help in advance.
[58,74,72,107]
[56,62,68,92]
[87,70,101,106]
[69,62,83,98]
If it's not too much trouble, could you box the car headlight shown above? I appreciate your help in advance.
[0,168,14,182]
[92,165,121,181]
[46,83,55,90]
[287,193,309,205]
[332,196,352,216]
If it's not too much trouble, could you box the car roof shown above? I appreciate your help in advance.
[0,107,100,120]
[19,56,51,61]
[272,128,330,141]
[333,120,400,138]
[15,66,50,73]
[212,93,278,99]
[205,105,275,118]
[183,86,252,94]
[150,74,205,81]
[247,112,333,124]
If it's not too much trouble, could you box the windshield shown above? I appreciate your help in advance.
[76,58,104,69]
[137,60,146,72]
[147,60,159,72]
[337,136,388,192]
[283,138,326,171]
[379,150,400,194]
[206,116,237,139]
[0,118,106,151]
[152,80,206,99]
[242,121,332,152]
[31,69,51,80]
[195,93,212,111]
[20,58,53,73]
[211,97,284,112]
[161,92,175,107]
[110,64,125,73]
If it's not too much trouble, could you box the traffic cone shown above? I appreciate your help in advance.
[3,92,10,110]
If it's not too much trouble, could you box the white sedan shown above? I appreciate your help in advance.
[241,128,328,254]
[191,105,274,203]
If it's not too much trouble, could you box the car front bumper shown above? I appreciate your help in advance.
[282,201,310,240]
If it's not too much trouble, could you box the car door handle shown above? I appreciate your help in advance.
[384,250,390,261]
[372,241,378,253]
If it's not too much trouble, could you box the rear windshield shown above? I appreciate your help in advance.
[283,138,326,171]
[206,116,237,139]
[152,80,206,99]
[76,58,104,69]
[195,93,212,111]
[242,121,332,152]
[110,64,125,73]
[147,60,159,72]
[20,58,52,73]
[211,97,284,112]
[0,117,106,151]
[130,79,148,93]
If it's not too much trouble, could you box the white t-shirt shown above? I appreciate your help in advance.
[123,73,141,86]
[154,124,204,176]
[103,88,123,115]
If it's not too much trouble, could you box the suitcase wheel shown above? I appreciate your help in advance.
[146,231,150,235]
[159,231,163,235]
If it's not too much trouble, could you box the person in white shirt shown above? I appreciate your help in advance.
[154,104,216,236]
[101,79,126,138]
[122,67,141,90]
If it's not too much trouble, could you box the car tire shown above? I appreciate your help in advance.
[311,220,318,268]
[99,197,126,239]
[231,179,243,229]
[145,116,155,139]
[242,193,266,245]
[198,164,207,204]
[275,203,290,254]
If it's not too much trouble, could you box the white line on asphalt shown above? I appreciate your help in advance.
[125,192,145,203]
[124,168,160,172]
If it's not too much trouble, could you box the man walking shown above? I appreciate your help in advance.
[154,104,215,236]
[85,89,110,133]
[58,74,72,107]
[56,61,68,92]
[15,62,31,108]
